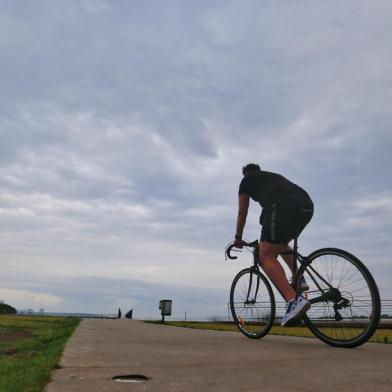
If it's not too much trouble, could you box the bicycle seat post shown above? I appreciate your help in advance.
[293,236,298,259]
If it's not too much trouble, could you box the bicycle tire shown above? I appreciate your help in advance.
[230,268,275,339]
[297,248,380,348]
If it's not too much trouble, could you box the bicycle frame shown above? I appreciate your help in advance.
[244,238,342,307]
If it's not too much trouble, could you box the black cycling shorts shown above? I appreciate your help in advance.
[261,195,314,244]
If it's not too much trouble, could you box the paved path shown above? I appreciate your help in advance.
[46,319,392,392]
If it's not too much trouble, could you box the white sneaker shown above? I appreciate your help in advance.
[281,294,310,327]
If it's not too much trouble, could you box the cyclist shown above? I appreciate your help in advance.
[234,163,314,326]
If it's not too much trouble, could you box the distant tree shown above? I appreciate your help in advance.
[0,303,17,314]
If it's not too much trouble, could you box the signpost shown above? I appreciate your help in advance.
[159,300,172,323]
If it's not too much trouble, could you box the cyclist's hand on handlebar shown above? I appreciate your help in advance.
[234,237,247,249]
[226,239,258,260]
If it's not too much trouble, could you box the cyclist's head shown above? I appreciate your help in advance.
[242,163,261,176]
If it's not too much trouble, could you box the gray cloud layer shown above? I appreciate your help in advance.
[1,1,391,317]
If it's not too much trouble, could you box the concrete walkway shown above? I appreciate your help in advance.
[46,319,392,392]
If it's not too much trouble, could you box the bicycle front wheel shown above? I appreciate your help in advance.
[298,248,381,348]
[230,268,275,339]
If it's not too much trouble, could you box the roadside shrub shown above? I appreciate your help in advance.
[0,303,17,314]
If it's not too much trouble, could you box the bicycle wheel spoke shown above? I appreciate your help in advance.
[338,268,361,289]
[340,275,367,288]
[348,285,371,295]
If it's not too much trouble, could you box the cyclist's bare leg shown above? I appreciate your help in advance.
[280,241,298,277]
[259,241,296,301]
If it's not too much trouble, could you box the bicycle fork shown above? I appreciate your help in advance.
[244,269,260,305]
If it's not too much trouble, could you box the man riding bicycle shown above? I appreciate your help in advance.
[234,163,314,326]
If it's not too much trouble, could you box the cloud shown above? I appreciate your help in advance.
[0,1,391,315]
[0,288,63,310]
[354,197,392,212]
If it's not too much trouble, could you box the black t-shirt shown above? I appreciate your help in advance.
[238,170,310,211]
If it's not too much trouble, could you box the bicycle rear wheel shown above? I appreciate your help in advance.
[298,248,380,348]
[230,268,275,339]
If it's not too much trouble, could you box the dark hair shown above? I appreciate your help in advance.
[242,163,261,176]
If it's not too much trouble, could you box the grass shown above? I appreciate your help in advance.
[144,320,392,344]
[0,315,80,392]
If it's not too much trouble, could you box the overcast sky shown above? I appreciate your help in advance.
[1,1,391,319]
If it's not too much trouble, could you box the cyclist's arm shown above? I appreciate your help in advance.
[235,193,250,240]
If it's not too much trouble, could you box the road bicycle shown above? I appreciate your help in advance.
[225,236,381,348]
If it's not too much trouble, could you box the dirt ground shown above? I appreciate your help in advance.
[0,330,32,342]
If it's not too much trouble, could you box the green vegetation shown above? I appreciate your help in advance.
[0,315,80,392]
[144,320,392,344]
[0,303,17,314]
